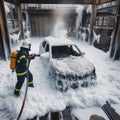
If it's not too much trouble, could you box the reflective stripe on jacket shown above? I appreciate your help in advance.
[16,71,27,76]
[16,48,29,76]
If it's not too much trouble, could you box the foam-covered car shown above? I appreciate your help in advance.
[39,36,96,91]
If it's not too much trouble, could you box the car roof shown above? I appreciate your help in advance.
[43,36,75,46]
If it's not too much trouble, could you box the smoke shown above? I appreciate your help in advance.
[75,5,91,30]
[52,5,92,38]
[52,8,70,38]
[52,19,67,38]
[75,5,84,31]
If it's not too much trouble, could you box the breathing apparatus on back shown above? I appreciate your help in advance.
[10,39,40,72]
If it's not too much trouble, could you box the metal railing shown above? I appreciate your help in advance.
[97,1,118,10]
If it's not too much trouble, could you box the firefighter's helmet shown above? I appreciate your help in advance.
[21,39,31,51]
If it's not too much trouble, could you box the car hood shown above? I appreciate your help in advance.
[51,56,95,76]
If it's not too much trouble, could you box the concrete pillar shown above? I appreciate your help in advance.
[17,3,24,39]
[109,0,120,60]
[113,20,120,60]
[0,0,11,60]
[89,0,97,44]
[0,26,6,59]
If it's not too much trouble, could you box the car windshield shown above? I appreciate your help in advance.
[52,45,81,58]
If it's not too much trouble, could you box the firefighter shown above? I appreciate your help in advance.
[14,39,35,97]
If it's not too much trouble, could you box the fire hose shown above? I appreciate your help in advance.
[17,54,40,120]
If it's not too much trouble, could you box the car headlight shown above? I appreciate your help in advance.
[67,74,74,80]
[59,73,65,79]
[55,72,66,79]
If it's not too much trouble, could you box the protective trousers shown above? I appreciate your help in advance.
[14,70,34,96]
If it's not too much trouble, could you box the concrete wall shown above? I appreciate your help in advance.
[28,9,76,37]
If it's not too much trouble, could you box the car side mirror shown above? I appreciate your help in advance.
[81,52,85,56]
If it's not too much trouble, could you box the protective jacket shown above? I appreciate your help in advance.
[16,47,29,76]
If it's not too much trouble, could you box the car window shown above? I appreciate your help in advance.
[45,43,49,52]
[42,41,46,48]
[52,45,81,58]
[70,45,81,56]
[52,46,69,58]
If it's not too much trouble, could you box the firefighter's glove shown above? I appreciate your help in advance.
[30,54,35,59]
